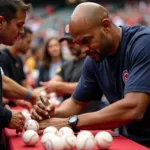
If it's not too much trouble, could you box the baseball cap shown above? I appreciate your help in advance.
[59,24,72,42]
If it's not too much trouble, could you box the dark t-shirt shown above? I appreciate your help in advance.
[0,49,26,85]
[72,25,150,146]
[0,49,26,106]
[57,56,86,100]
[58,56,86,82]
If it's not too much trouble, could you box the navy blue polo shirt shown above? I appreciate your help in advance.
[72,25,150,147]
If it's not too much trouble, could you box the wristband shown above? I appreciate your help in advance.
[24,90,32,101]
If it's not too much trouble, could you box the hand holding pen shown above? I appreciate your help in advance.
[39,95,51,119]
[31,95,55,121]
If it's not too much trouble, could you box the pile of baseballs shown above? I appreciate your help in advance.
[41,126,113,150]
[21,110,113,149]
[21,109,39,146]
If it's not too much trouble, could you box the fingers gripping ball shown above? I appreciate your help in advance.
[22,130,39,146]
[41,133,65,150]
[24,119,39,132]
[43,126,58,135]
[95,131,113,149]
[58,127,74,137]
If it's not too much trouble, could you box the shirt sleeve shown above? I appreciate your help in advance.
[72,57,103,102]
[124,34,150,94]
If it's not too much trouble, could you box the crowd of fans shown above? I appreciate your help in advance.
[0,1,150,106]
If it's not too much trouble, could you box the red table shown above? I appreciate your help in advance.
[3,107,150,150]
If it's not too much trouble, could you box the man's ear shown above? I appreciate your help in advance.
[102,19,111,33]
[0,16,6,29]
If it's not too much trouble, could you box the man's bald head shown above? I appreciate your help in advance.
[69,2,109,37]
[71,2,108,23]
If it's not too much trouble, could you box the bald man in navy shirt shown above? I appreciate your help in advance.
[32,3,150,147]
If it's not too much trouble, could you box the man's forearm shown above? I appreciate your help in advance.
[55,98,87,118]
[76,99,142,130]
[2,75,36,103]
[57,82,78,95]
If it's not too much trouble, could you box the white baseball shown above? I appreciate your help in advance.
[95,131,113,149]
[77,130,94,140]
[24,119,39,131]
[58,127,74,137]
[43,126,58,135]
[22,130,39,146]
[41,133,65,150]
[62,134,77,150]
[76,136,95,150]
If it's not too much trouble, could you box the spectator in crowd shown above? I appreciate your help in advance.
[36,37,66,87]
[0,27,32,87]
[0,27,33,109]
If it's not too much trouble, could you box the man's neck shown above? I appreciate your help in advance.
[8,46,18,58]
[109,25,122,56]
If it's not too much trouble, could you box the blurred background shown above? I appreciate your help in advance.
[1,0,150,103]
[23,0,150,48]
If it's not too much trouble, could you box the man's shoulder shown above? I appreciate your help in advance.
[0,49,11,62]
[121,26,150,53]
[122,25,150,33]
[128,26,150,47]
[122,25,150,40]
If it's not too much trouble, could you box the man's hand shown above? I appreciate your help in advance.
[15,100,32,111]
[38,118,69,134]
[40,81,49,87]
[29,93,39,105]
[41,81,60,93]
[31,100,55,121]
[7,110,25,132]
[32,87,46,96]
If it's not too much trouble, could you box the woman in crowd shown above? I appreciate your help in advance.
[36,37,66,87]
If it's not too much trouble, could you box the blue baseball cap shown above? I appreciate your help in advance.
[59,24,72,42]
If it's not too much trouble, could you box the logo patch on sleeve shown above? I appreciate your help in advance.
[122,70,129,84]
